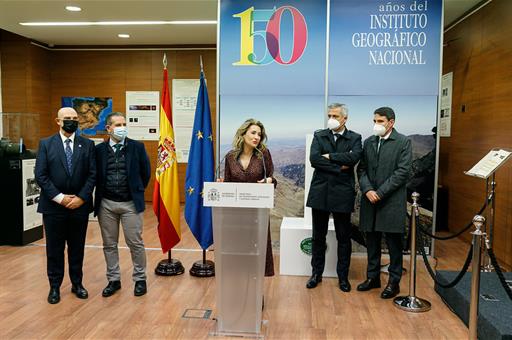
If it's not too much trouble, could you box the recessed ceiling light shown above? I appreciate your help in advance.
[118,34,130,38]
[19,20,217,26]
[65,6,82,12]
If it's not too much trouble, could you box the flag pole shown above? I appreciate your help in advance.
[154,51,185,277]
[190,248,215,277]
[188,56,215,277]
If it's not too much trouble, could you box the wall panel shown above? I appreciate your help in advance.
[440,0,512,268]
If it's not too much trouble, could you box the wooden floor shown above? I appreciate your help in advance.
[0,207,472,339]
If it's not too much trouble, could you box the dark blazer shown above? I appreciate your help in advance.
[306,128,362,213]
[35,133,96,215]
[358,129,412,233]
[94,137,151,215]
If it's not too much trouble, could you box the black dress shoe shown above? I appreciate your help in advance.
[356,278,381,291]
[71,283,89,299]
[47,287,60,304]
[306,274,322,289]
[381,282,400,299]
[102,281,121,297]
[339,279,351,292]
[134,280,147,296]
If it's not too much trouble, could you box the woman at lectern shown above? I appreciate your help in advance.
[219,118,276,277]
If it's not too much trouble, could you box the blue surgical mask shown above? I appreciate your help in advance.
[112,126,128,140]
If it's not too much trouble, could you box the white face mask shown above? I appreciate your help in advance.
[327,118,341,130]
[112,126,128,140]
[373,123,387,136]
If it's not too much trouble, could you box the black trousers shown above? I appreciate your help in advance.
[366,231,403,283]
[311,209,352,280]
[43,213,89,288]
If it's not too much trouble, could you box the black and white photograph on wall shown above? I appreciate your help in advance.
[21,159,42,231]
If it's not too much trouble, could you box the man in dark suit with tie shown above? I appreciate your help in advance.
[35,107,96,304]
[357,107,412,299]
[306,103,362,292]
[94,112,151,298]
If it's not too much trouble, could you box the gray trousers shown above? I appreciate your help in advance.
[98,198,147,282]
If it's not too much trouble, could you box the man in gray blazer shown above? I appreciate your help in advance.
[357,107,412,299]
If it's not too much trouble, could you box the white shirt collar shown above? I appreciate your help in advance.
[381,129,392,140]
[332,127,346,136]
[109,138,125,148]
[59,131,75,143]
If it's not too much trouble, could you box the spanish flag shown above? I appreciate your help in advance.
[153,66,181,253]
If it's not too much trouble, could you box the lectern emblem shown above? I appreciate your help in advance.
[208,189,219,201]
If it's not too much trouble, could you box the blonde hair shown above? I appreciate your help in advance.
[231,118,267,159]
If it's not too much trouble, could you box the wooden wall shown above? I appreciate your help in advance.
[0,30,51,149]
[1,29,216,203]
[440,0,512,268]
[49,49,217,202]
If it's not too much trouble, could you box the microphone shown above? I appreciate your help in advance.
[215,153,228,181]
[255,147,267,182]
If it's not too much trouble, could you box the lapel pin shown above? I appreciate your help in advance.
[79,144,82,148]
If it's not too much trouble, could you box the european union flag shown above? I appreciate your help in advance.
[184,71,214,250]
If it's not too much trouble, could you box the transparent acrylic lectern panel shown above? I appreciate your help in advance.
[213,207,269,337]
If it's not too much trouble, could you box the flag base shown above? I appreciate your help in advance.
[189,260,215,277]
[155,258,185,276]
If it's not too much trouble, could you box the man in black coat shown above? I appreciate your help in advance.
[357,107,412,299]
[306,103,362,292]
[95,112,151,297]
[35,107,96,304]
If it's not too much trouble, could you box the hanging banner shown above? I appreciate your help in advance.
[219,0,443,251]
[219,0,328,230]
[329,0,442,96]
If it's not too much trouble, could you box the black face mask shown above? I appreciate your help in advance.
[62,120,78,133]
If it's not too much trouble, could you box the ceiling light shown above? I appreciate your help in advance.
[19,20,217,26]
[65,6,82,12]
[118,34,130,38]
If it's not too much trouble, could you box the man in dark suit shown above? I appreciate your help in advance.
[35,107,96,304]
[357,107,412,299]
[306,103,362,292]
[95,112,151,297]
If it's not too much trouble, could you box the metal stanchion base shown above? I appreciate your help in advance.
[481,263,494,272]
[393,295,431,312]
[189,260,215,277]
[155,258,185,276]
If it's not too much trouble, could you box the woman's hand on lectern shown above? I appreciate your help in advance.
[216,178,224,182]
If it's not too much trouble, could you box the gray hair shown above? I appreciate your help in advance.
[328,103,348,117]
[105,112,126,126]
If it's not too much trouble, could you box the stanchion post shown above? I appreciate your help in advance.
[469,215,485,340]
[482,175,495,272]
[393,192,431,312]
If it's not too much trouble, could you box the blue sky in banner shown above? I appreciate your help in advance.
[219,95,324,150]
[328,95,438,139]
[219,0,327,96]
[329,0,442,96]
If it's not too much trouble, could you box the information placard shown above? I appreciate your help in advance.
[465,149,512,179]
[22,159,42,231]
[172,79,200,163]
[126,91,160,140]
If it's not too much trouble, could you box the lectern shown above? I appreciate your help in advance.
[203,182,274,338]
